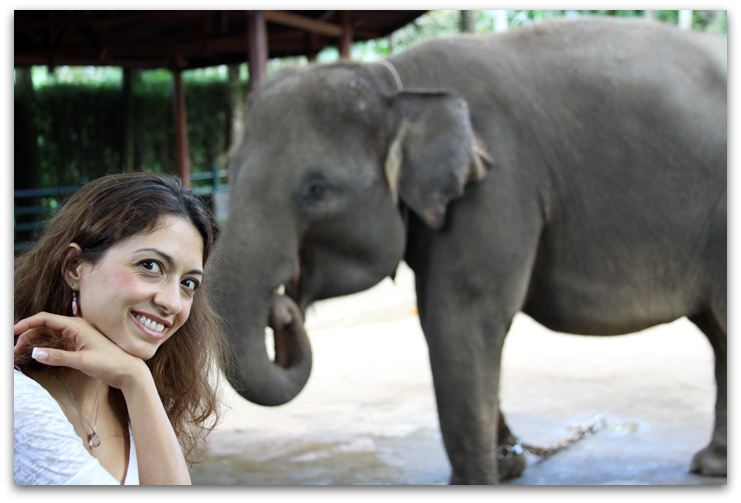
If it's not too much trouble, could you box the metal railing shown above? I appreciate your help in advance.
[13,166,229,253]
[190,166,230,197]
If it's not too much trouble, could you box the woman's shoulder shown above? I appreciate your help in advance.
[13,368,119,485]
[13,367,62,415]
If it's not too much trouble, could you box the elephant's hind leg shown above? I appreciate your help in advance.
[688,311,727,476]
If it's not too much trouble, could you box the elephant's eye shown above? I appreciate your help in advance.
[301,179,329,202]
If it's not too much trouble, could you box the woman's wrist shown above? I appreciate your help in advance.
[116,358,154,395]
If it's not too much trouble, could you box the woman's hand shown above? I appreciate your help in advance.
[14,312,191,484]
[13,312,146,390]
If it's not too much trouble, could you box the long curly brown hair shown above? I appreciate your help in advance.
[14,172,229,465]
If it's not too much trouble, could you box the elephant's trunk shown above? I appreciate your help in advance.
[210,236,312,407]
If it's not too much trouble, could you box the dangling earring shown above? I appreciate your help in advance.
[72,291,79,317]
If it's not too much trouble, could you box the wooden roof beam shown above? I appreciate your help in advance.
[263,10,343,37]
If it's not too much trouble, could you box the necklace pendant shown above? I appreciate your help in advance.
[88,431,101,449]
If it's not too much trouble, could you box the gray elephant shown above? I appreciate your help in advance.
[211,17,726,484]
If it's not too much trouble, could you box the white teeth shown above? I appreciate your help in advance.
[135,314,165,333]
[275,284,286,295]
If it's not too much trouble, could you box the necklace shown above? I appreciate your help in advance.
[62,379,102,449]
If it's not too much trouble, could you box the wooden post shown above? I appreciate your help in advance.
[227,64,246,147]
[306,31,318,62]
[248,11,268,91]
[338,11,352,59]
[122,68,135,173]
[172,67,190,187]
[460,10,476,33]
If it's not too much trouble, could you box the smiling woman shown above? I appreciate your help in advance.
[13,172,228,485]
[64,215,205,361]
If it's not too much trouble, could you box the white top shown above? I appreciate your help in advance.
[13,368,139,485]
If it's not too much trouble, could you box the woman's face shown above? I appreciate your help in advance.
[70,214,204,360]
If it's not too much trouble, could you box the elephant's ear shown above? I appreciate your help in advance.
[385,91,492,230]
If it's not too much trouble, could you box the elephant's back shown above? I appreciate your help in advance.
[393,17,725,99]
[399,18,727,335]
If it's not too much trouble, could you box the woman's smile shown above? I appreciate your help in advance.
[131,311,171,340]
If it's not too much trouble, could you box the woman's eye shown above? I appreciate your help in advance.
[140,260,163,274]
[182,278,200,292]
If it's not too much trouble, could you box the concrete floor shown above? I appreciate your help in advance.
[191,263,727,486]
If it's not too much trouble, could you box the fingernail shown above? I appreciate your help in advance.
[31,348,48,361]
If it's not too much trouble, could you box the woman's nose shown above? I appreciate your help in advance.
[154,280,182,314]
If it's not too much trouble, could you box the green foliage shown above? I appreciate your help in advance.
[31,66,124,88]
[346,10,725,63]
[19,76,238,188]
[32,83,125,186]
[390,10,462,51]
[185,81,231,172]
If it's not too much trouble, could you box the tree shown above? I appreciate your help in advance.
[460,11,476,33]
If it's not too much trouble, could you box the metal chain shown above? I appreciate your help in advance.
[62,379,102,449]
[498,415,606,461]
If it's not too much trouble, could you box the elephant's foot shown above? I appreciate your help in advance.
[449,470,499,485]
[497,449,527,481]
[496,411,527,481]
[690,443,727,476]
[446,450,526,485]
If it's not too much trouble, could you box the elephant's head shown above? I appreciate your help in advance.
[211,63,491,406]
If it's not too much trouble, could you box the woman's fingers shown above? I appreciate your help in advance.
[14,312,110,352]
[14,312,138,388]
[14,311,80,338]
[14,313,87,357]
[30,346,82,368]
[14,327,58,355]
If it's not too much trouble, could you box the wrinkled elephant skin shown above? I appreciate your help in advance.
[211,18,727,484]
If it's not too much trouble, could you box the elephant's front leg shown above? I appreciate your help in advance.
[423,306,517,484]
[409,182,542,484]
